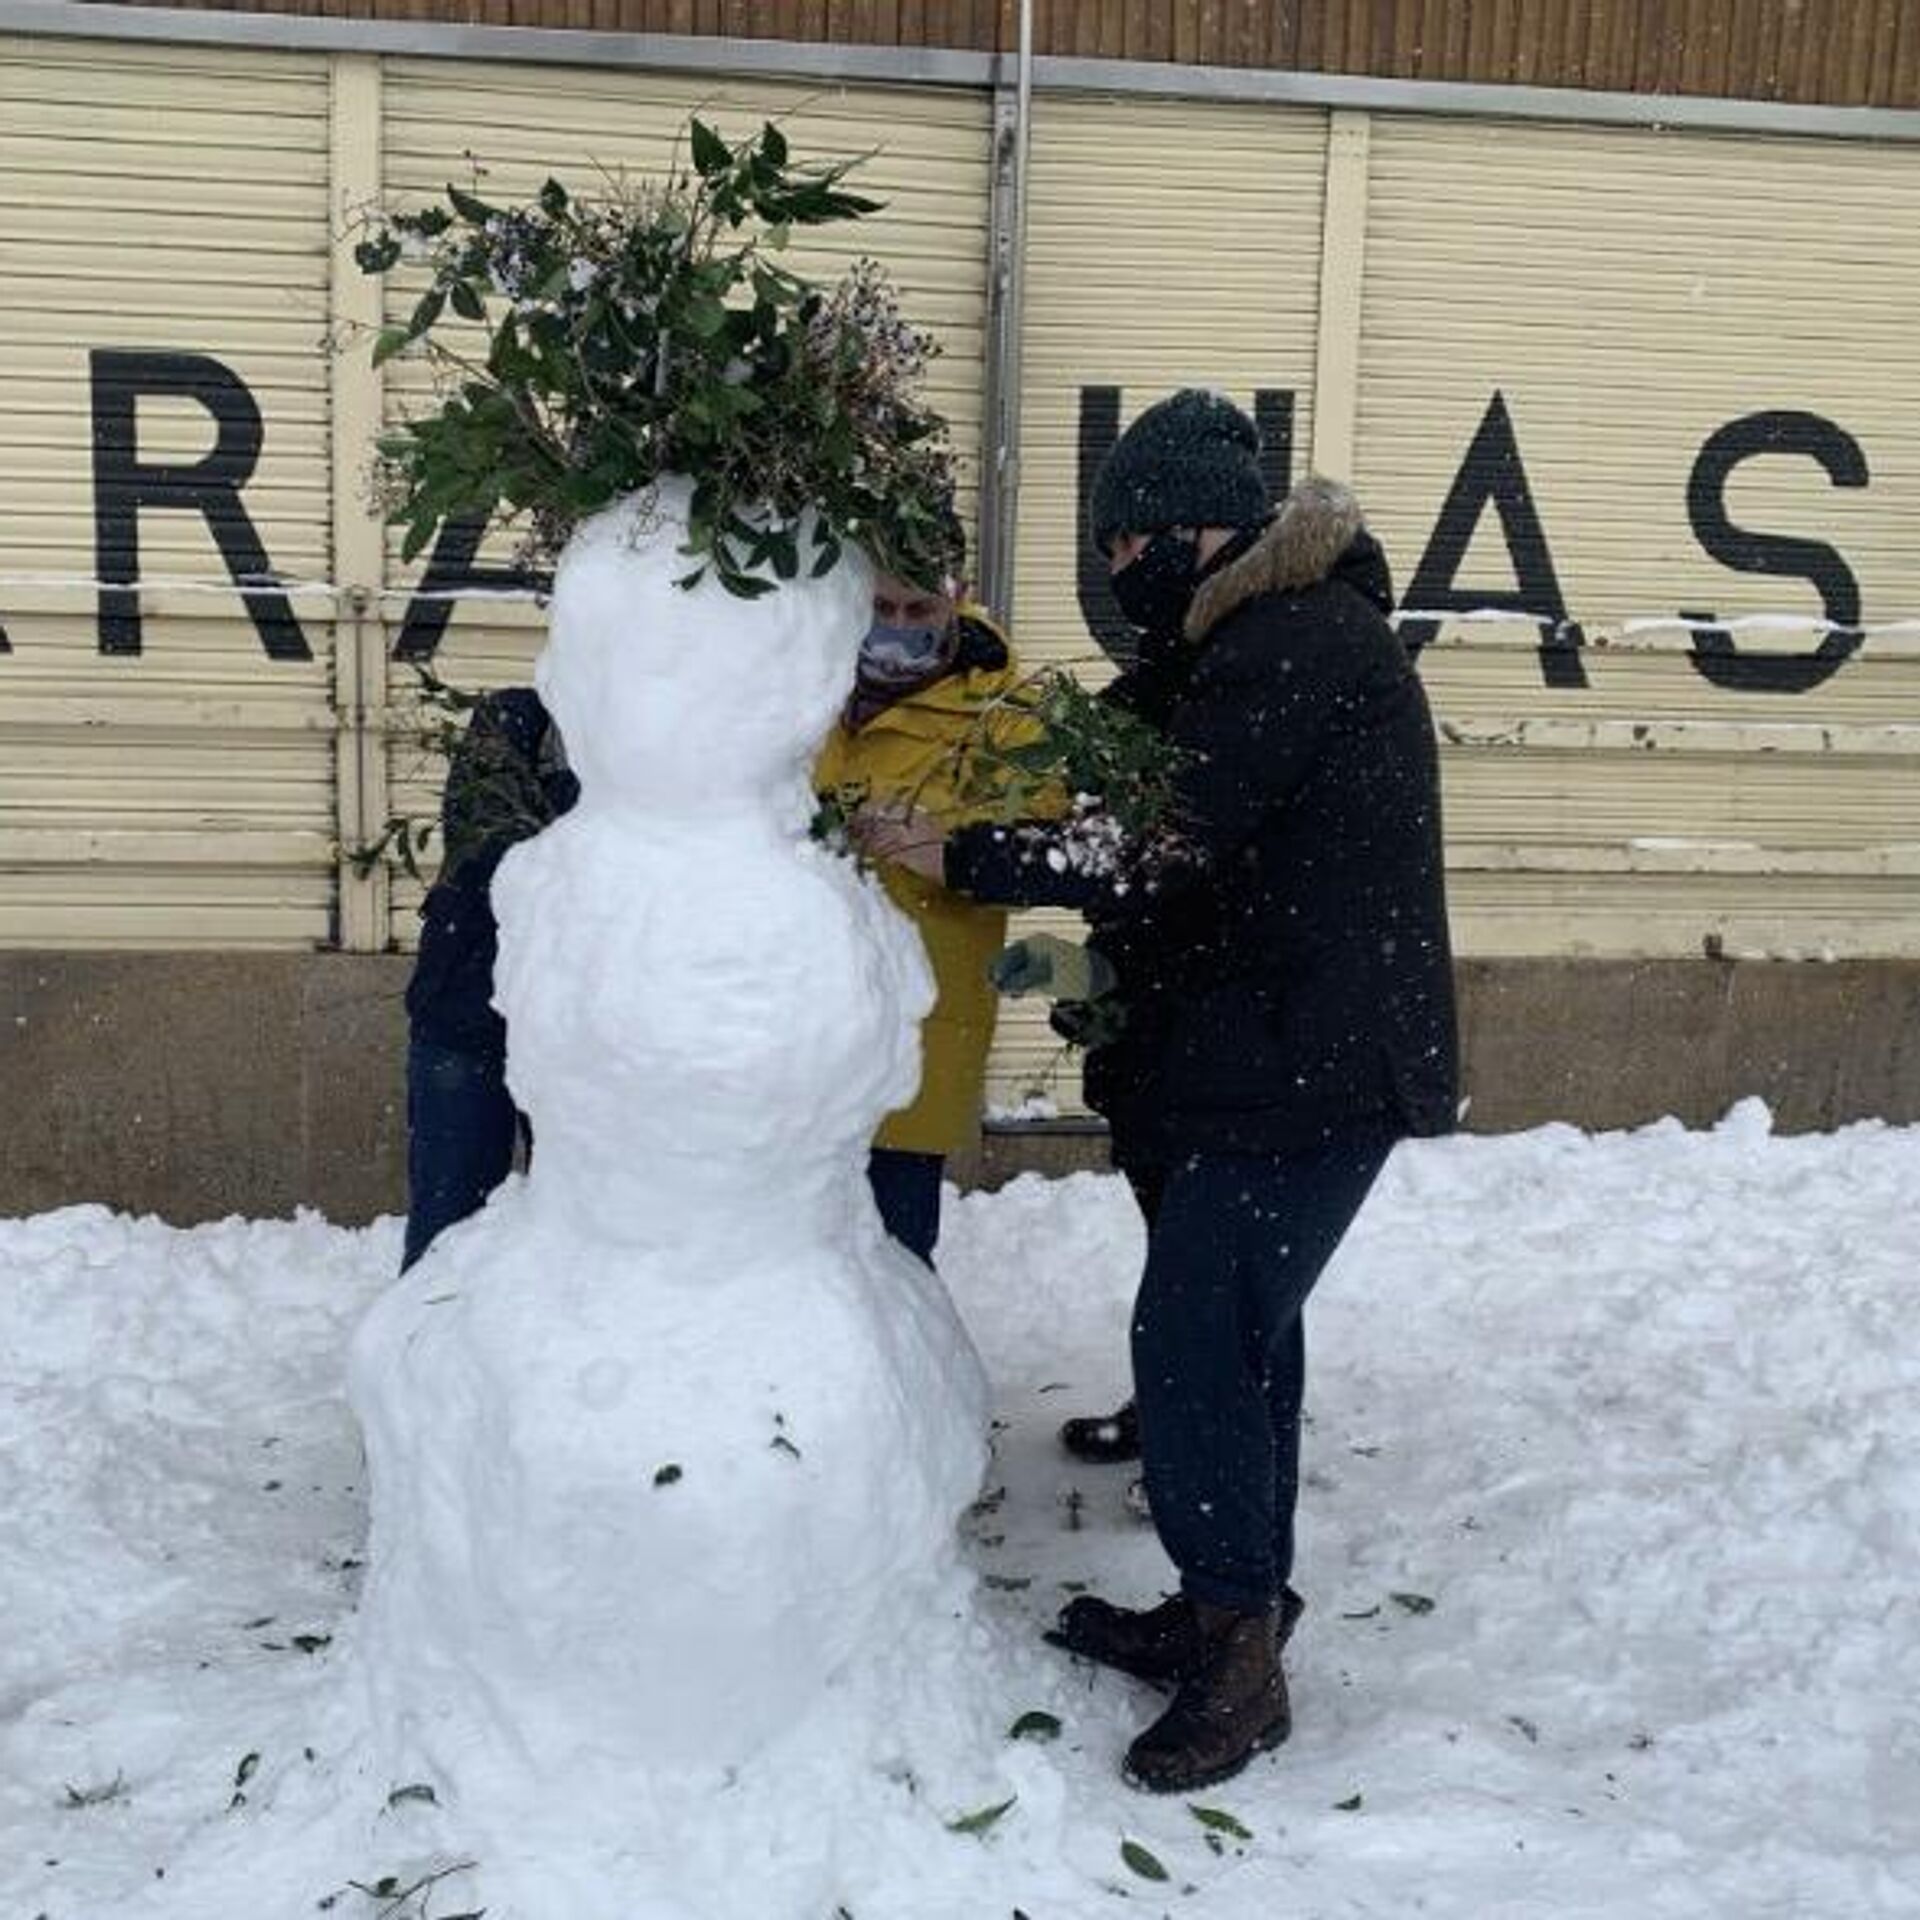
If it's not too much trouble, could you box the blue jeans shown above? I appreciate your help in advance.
[402,1037,522,1272]
[866,1148,945,1265]
[1131,1132,1395,1615]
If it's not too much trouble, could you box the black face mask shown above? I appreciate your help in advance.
[1109,530,1201,639]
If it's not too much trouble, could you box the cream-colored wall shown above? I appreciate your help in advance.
[1,37,1915,1119]
[0,37,337,946]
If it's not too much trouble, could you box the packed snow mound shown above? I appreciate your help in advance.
[3,1113,1919,1918]
[345,486,994,1917]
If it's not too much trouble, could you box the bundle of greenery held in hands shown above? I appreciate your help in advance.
[964,668,1187,845]
[823,664,1192,891]
[355,117,963,597]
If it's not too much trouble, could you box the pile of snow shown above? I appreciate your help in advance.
[5,1103,1917,1917]
[345,485,1005,1920]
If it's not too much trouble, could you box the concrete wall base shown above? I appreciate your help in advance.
[4,952,1916,1223]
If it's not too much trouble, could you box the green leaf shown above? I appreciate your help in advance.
[1120,1839,1169,1882]
[653,1464,683,1487]
[690,118,732,179]
[946,1795,1016,1836]
[407,289,445,337]
[354,233,402,275]
[446,183,498,225]
[1390,1591,1435,1616]
[1189,1804,1253,1841]
[450,281,486,323]
[371,326,414,367]
[1007,1711,1060,1743]
[539,176,570,215]
[761,121,789,166]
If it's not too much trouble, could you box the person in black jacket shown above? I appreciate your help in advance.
[401,687,578,1271]
[862,389,1458,1792]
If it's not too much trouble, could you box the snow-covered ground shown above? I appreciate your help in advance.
[4,1104,1917,1919]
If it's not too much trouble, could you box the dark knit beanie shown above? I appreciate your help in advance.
[1089,389,1269,552]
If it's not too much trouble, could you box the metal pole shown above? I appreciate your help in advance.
[978,0,1032,619]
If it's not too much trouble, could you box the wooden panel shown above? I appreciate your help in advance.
[0,35,338,950]
[1355,112,1920,964]
[113,0,1920,108]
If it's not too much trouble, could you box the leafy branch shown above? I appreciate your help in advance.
[355,119,962,599]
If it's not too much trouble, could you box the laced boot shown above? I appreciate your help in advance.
[1121,1600,1292,1794]
[1046,1585,1304,1688]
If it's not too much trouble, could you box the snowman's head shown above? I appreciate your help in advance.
[539,479,874,811]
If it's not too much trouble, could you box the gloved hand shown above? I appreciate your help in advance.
[990,933,1116,1002]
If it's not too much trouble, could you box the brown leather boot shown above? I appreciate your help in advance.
[1120,1602,1292,1794]
[1046,1585,1304,1688]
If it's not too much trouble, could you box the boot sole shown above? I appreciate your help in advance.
[1120,1711,1293,1796]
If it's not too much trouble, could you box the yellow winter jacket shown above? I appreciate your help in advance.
[815,612,1040,1157]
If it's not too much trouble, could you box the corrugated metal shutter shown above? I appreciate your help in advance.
[0,36,336,947]
[375,59,993,947]
[1355,115,1920,959]
[993,94,1330,1111]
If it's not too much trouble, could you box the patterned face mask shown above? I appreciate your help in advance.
[858,621,952,686]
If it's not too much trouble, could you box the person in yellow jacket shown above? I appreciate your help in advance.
[816,565,1034,1265]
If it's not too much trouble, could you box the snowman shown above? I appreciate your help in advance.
[346,479,1001,1919]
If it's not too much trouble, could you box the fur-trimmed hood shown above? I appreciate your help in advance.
[1184,475,1372,642]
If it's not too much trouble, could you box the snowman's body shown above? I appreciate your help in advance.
[348,483,996,1917]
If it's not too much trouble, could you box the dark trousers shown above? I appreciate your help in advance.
[402,1037,522,1272]
[866,1147,945,1265]
[1128,1132,1394,1615]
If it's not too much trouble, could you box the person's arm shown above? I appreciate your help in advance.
[940,611,1357,909]
[938,816,1136,912]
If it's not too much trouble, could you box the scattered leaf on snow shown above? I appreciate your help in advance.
[1334,1793,1364,1812]
[386,1782,440,1810]
[1008,1711,1061,1743]
[946,1795,1017,1836]
[1120,1838,1169,1881]
[652,1464,683,1486]
[983,1574,1032,1592]
[1189,1804,1253,1841]
[1390,1591,1436,1615]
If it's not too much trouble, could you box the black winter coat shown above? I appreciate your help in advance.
[404,688,578,1057]
[946,478,1458,1167]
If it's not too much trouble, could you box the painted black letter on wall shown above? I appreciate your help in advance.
[1076,385,1295,668]
[1685,410,1867,694]
[1400,391,1586,688]
[393,516,548,662]
[91,349,310,659]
